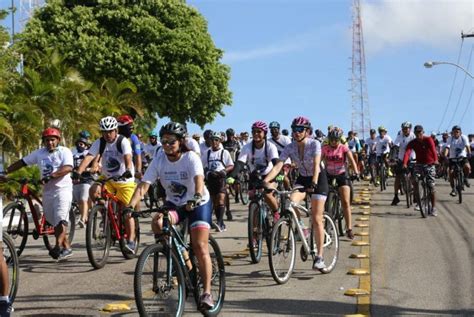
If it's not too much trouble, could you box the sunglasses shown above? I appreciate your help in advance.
[252,129,264,134]
[292,126,306,133]
[161,138,178,146]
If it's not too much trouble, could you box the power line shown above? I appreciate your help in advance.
[446,44,473,129]
[458,88,473,127]
[437,40,464,132]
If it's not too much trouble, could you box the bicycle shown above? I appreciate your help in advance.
[450,158,465,204]
[2,232,19,303]
[401,163,414,208]
[142,180,164,217]
[377,157,388,191]
[2,178,76,256]
[247,187,274,264]
[85,176,140,269]
[412,164,433,218]
[267,187,339,284]
[325,178,345,237]
[134,205,225,317]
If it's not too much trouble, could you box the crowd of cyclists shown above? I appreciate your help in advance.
[0,113,472,316]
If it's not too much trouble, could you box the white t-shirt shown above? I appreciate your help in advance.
[394,132,416,161]
[268,135,291,154]
[71,147,89,169]
[23,146,73,191]
[238,141,279,175]
[203,148,234,172]
[365,137,377,155]
[144,142,161,158]
[143,151,210,206]
[186,138,201,155]
[88,136,134,182]
[446,135,469,159]
[375,135,393,156]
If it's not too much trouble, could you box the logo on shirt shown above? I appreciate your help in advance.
[180,171,188,179]
[106,158,121,173]
[169,181,187,199]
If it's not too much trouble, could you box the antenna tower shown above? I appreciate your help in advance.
[19,0,44,29]
[350,0,371,139]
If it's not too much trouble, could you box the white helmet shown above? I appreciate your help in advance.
[99,116,118,131]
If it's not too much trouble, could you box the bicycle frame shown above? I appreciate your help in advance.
[17,181,54,236]
[100,185,128,242]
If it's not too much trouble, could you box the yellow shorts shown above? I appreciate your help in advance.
[104,181,136,205]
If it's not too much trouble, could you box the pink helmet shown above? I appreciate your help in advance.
[251,121,268,133]
[291,116,311,128]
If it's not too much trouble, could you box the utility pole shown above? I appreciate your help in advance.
[461,31,474,39]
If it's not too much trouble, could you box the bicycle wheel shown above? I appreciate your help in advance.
[248,202,263,264]
[2,202,28,257]
[380,165,386,191]
[320,214,339,274]
[68,203,77,244]
[134,244,185,317]
[417,180,428,218]
[191,235,226,316]
[2,233,19,303]
[335,199,346,237]
[239,180,249,205]
[456,170,463,204]
[268,216,296,284]
[86,205,111,269]
[120,214,140,259]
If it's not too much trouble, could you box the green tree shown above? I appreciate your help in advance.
[19,0,232,127]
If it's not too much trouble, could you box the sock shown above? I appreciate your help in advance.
[216,205,225,226]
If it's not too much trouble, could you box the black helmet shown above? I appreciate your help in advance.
[75,137,90,146]
[281,129,289,136]
[414,125,424,133]
[452,125,461,132]
[159,122,187,139]
[226,128,235,136]
[269,121,280,129]
[315,129,324,138]
[370,129,376,134]
[203,129,213,139]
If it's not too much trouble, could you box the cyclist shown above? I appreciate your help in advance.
[347,131,361,175]
[375,126,393,181]
[268,121,292,189]
[71,133,94,228]
[4,127,74,260]
[199,129,214,156]
[143,131,161,161]
[403,125,439,216]
[231,121,280,221]
[223,128,241,162]
[281,129,289,137]
[365,129,378,182]
[391,122,416,206]
[264,116,329,271]
[117,114,142,179]
[192,133,201,143]
[0,173,13,315]
[204,132,234,231]
[444,125,471,196]
[126,121,215,309]
[314,129,325,143]
[321,128,359,240]
[74,116,137,253]
[239,131,250,147]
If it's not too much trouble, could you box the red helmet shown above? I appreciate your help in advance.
[291,116,311,128]
[117,114,134,126]
[42,127,61,139]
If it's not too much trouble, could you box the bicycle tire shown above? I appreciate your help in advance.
[417,180,428,218]
[320,213,339,274]
[239,179,249,205]
[268,216,296,284]
[457,170,463,204]
[335,199,346,237]
[120,214,140,259]
[2,233,19,303]
[2,203,28,257]
[86,205,111,269]
[134,243,186,317]
[191,235,226,316]
[380,165,386,192]
[68,203,77,244]
[248,202,263,264]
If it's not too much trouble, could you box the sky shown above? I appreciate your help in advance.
[2,0,473,139]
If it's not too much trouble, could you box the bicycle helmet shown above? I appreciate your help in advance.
[401,121,412,129]
[210,131,222,140]
[431,131,437,137]
[99,116,118,131]
[269,121,280,129]
[79,130,91,139]
[442,131,449,136]
[203,129,213,139]
[370,128,376,134]
[251,121,268,133]
[226,128,235,136]
[452,125,461,131]
[148,131,158,138]
[328,128,343,140]
[414,125,423,133]
[159,122,187,139]
[378,125,387,132]
[315,129,324,139]
[42,127,61,139]
[75,137,90,146]
[291,116,311,128]
[117,114,134,126]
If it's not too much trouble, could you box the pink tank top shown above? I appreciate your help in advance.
[322,144,349,175]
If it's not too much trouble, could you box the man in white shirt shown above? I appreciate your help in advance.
[444,125,471,195]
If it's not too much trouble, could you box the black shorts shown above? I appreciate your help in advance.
[394,160,404,176]
[206,174,226,195]
[449,158,469,168]
[295,171,328,196]
[327,172,351,188]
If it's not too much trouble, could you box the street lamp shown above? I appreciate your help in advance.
[424,61,474,79]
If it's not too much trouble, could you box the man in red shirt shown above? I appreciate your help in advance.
[403,125,439,216]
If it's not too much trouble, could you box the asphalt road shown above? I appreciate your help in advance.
[7,178,474,316]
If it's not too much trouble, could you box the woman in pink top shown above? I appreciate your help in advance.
[322,128,359,239]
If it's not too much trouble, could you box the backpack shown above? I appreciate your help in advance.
[98,135,125,159]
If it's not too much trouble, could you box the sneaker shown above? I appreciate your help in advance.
[272,212,280,224]
[391,195,400,206]
[388,170,393,177]
[58,248,73,260]
[77,219,85,229]
[211,222,219,231]
[125,240,136,254]
[414,204,421,211]
[450,190,457,197]
[312,256,326,271]
[346,228,354,240]
[216,223,227,233]
[430,208,438,217]
[464,178,470,188]
[375,181,380,186]
[49,246,60,260]
[226,210,233,221]
[0,300,12,317]
[199,292,214,310]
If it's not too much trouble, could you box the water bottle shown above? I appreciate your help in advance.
[178,244,192,271]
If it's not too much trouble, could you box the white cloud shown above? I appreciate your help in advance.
[361,0,474,54]
[223,42,304,63]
